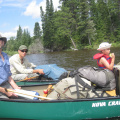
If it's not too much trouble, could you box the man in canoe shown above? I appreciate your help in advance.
[9,45,44,81]
[93,42,115,70]
[0,35,21,98]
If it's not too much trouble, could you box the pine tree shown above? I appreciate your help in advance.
[40,0,55,50]
[16,25,23,50]
[34,22,42,39]
[16,25,22,41]
[21,29,31,47]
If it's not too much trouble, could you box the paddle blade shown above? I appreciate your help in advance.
[15,89,40,100]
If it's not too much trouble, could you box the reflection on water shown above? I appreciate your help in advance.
[1,47,120,120]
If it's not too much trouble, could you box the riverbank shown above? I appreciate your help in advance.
[4,42,120,56]
[84,42,120,50]
[3,51,18,56]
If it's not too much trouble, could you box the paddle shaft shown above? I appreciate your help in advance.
[6,89,53,100]
[18,76,39,82]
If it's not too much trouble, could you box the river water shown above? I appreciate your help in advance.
[2,47,120,120]
[26,47,120,71]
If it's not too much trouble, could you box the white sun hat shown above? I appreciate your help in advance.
[97,42,111,51]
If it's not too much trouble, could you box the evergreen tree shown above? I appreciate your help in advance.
[34,22,42,39]
[53,9,72,50]
[16,25,23,50]
[40,0,55,51]
[16,25,22,41]
[76,0,93,46]
[6,37,15,51]
[21,29,31,47]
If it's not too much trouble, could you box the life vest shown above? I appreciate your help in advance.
[93,53,112,69]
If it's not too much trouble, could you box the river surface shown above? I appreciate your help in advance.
[26,47,120,71]
[2,47,120,120]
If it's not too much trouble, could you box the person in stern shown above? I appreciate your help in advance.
[0,35,21,99]
[93,42,115,70]
[9,45,44,81]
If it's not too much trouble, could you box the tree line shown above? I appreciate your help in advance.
[5,0,120,53]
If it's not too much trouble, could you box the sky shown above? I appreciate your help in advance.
[0,0,60,40]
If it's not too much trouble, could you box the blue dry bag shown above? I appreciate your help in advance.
[35,64,67,80]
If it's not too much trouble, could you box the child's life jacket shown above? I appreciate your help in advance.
[93,53,112,69]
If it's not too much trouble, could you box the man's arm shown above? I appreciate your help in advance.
[0,87,17,98]
[8,76,21,89]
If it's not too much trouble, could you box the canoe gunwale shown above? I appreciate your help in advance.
[16,79,59,83]
[0,95,119,103]
[18,82,57,87]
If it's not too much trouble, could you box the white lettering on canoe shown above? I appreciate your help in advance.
[92,102,106,107]
[108,101,120,106]
[92,101,120,107]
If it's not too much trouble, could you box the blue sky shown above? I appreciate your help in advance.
[0,0,60,39]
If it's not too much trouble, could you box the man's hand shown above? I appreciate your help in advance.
[2,88,18,98]
[37,69,44,74]
[5,91,18,98]
[33,69,44,74]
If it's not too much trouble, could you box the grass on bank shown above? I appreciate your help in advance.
[3,51,18,56]
[84,42,120,50]
[3,42,120,56]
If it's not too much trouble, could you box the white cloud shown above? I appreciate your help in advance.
[23,26,29,30]
[23,0,60,18]
[13,26,19,31]
[53,0,61,11]
[23,0,40,18]
[0,32,16,40]
[0,25,31,40]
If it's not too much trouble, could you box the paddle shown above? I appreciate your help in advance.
[18,76,39,82]
[5,88,53,100]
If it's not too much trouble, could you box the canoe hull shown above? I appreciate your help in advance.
[0,97,120,120]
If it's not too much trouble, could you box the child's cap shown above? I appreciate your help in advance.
[97,42,111,51]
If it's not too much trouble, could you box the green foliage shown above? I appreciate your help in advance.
[6,25,31,52]
[34,22,42,39]
[6,0,120,53]
[112,42,120,47]
[40,0,55,50]
[3,51,18,56]
[84,45,93,49]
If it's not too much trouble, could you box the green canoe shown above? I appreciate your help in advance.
[16,79,58,86]
[0,83,120,120]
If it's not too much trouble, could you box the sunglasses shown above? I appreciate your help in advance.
[0,38,4,40]
[21,50,28,53]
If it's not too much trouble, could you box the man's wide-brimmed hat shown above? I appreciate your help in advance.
[19,45,28,50]
[0,34,7,44]
[97,42,111,51]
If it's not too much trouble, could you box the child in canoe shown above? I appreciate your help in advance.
[93,42,115,70]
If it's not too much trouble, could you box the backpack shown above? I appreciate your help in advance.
[35,64,68,80]
[47,77,109,99]
[69,66,116,91]
[47,66,116,100]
